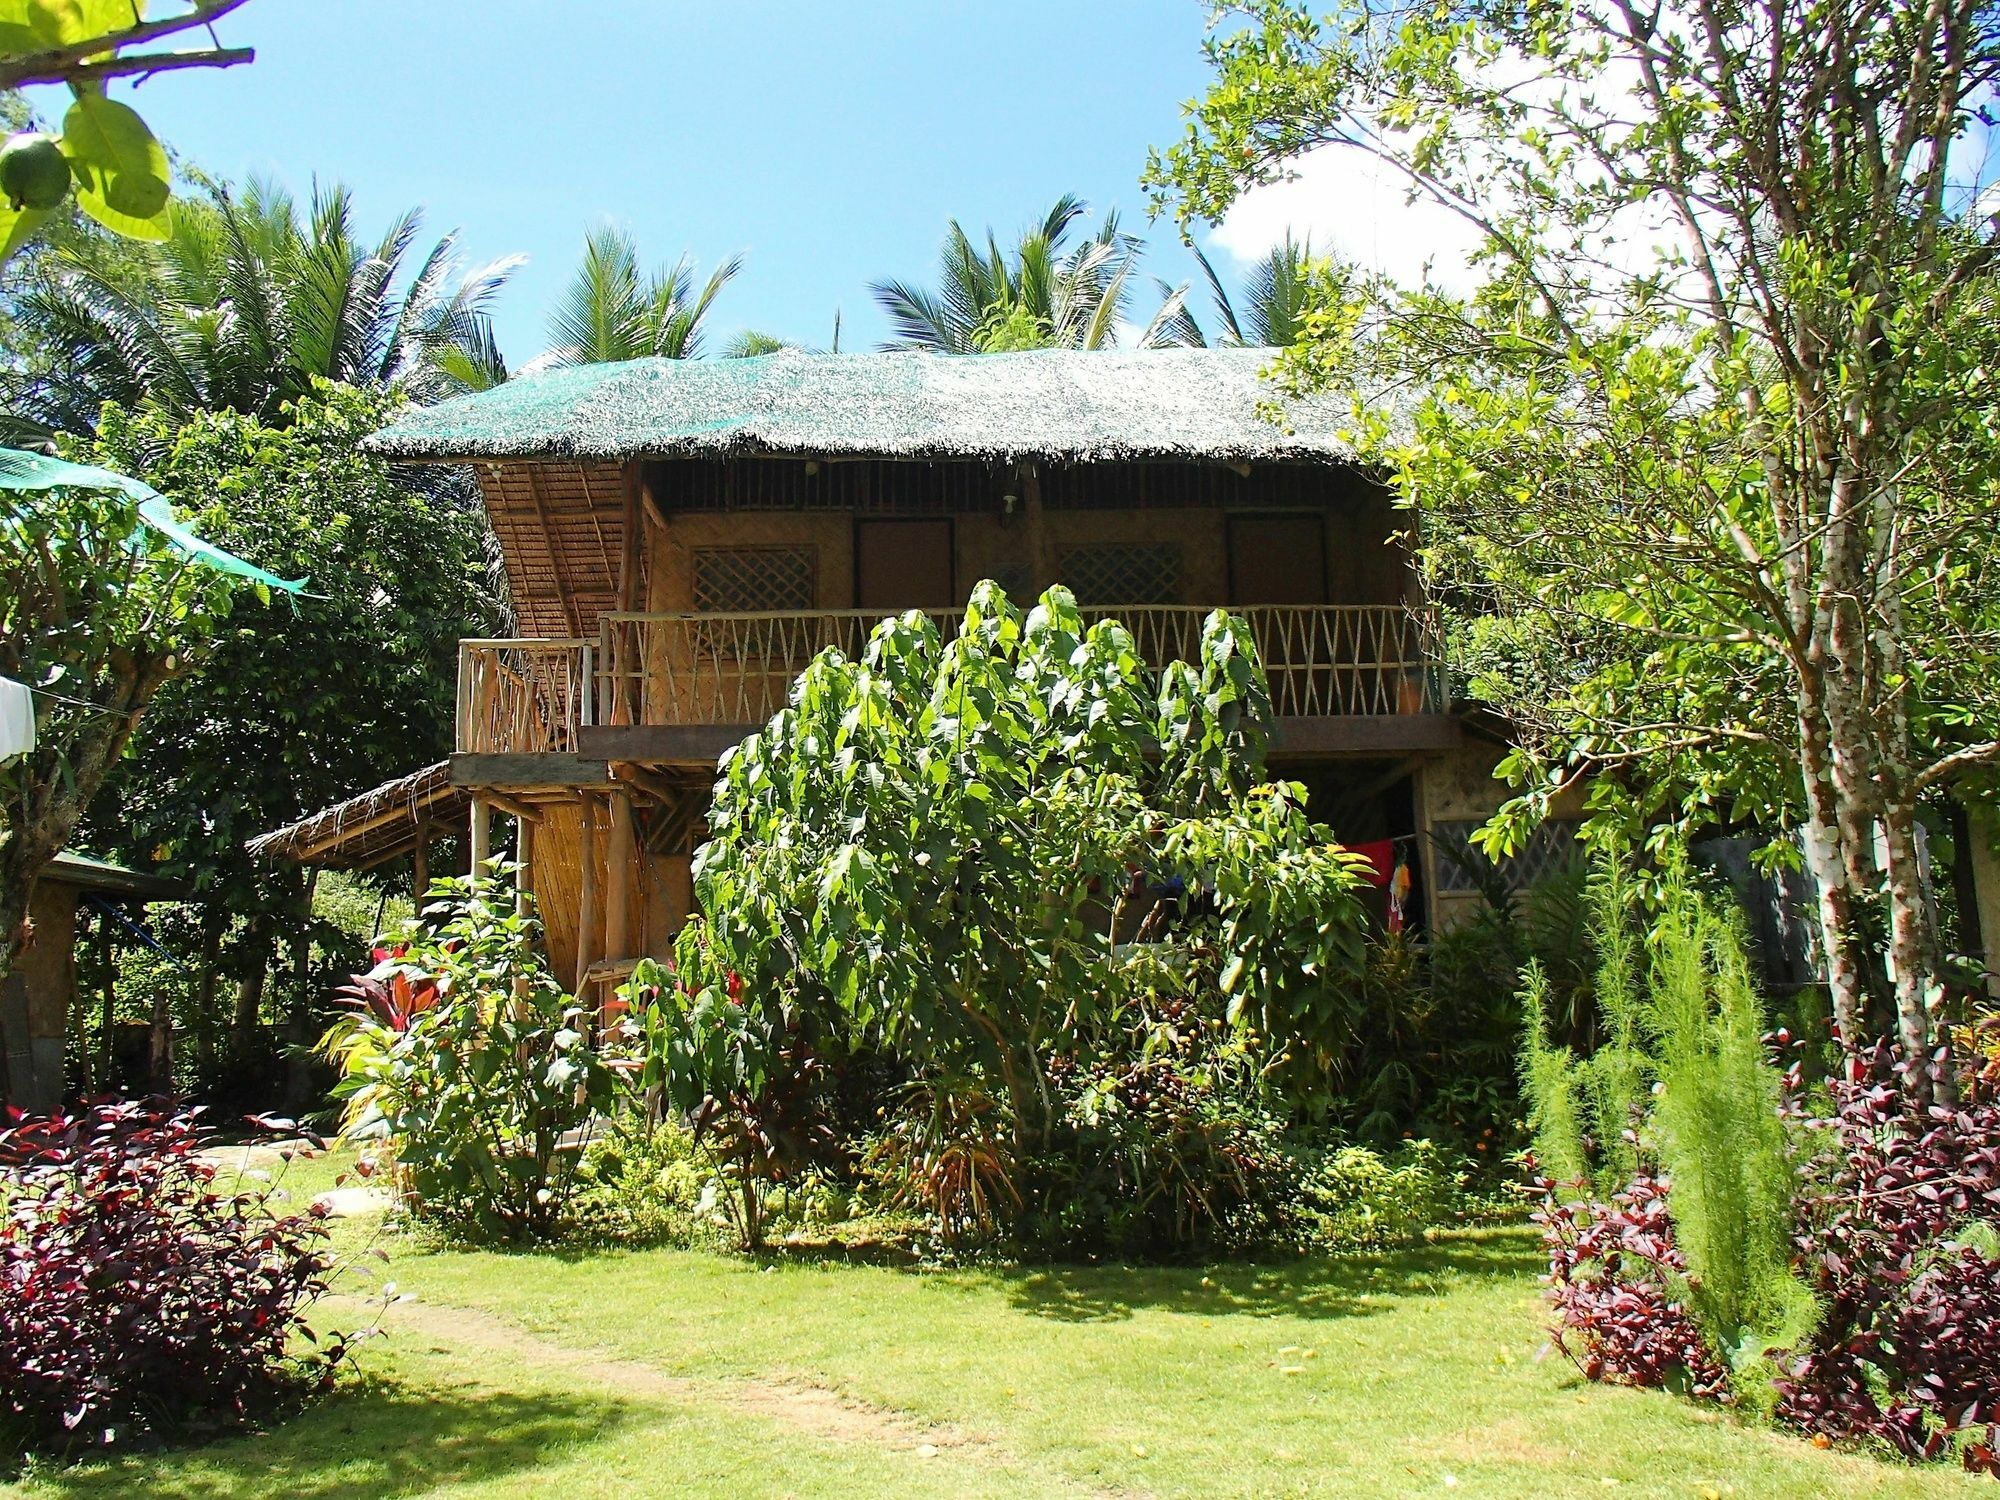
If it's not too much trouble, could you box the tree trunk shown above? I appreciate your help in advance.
[1795,671,1870,1044]
[97,910,116,1090]
[147,949,174,1097]
[230,917,270,1059]
[192,918,221,1089]
[1881,792,1948,1102]
[282,870,319,1112]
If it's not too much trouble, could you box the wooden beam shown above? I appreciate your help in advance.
[578,724,754,766]
[607,759,702,809]
[575,797,600,995]
[412,817,430,899]
[481,789,547,824]
[577,463,619,595]
[604,789,636,962]
[1267,715,1462,758]
[450,752,615,791]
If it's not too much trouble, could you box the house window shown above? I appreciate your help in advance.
[691,546,817,613]
[1056,543,1182,605]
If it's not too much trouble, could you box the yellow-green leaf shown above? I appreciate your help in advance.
[24,0,129,47]
[59,92,169,239]
[0,196,52,262]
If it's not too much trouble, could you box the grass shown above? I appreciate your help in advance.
[4,1152,1989,1499]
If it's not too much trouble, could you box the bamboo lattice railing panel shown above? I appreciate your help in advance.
[594,604,1442,731]
[456,639,590,754]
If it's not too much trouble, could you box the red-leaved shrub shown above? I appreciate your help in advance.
[1538,1045,2000,1474]
[0,1101,353,1452]
[1777,1046,2000,1470]
[1536,1168,1731,1399]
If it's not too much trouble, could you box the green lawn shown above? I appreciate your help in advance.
[5,1170,1988,1500]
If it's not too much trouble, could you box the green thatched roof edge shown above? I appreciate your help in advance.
[365,347,1367,465]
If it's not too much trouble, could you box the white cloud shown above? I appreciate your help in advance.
[1209,145,1488,292]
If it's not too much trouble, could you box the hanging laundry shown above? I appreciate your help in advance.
[0,677,32,761]
[1349,839,1396,887]
[1387,856,1413,933]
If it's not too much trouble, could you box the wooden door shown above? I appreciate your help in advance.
[1227,514,1327,603]
[856,518,955,610]
[1229,514,1332,714]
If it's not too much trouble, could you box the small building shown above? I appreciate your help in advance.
[257,348,1544,1007]
[0,852,186,1113]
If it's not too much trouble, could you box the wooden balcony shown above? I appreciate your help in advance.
[454,605,1457,775]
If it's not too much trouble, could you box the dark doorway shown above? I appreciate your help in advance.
[1227,514,1327,604]
[856,518,955,610]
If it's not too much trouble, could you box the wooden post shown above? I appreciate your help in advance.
[1021,460,1048,593]
[468,796,491,878]
[575,797,600,997]
[605,789,635,962]
[412,816,430,904]
[515,815,535,920]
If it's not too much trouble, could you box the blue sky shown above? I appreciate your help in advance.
[53,1,1240,365]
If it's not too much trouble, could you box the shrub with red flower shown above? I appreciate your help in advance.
[0,1101,356,1453]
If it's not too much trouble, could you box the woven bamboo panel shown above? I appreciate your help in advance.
[1056,544,1183,605]
[691,546,817,613]
[1431,818,1584,895]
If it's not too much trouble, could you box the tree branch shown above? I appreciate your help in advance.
[0,0,255,92]
[1913,741,2000,794]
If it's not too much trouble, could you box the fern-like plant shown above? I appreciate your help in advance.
[1644,863,1817,1398]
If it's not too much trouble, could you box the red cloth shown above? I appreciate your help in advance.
[1350,839,1395,887]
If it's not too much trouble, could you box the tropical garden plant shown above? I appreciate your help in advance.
[322,874,621,1243]
[623,584,1380,1253]
[9,177,516,435]
[528,223,741,370]
[872,194,1189,352]
[0,1100,357,1453]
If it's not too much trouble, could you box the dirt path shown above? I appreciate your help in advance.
[377,1292,988,1452]
[350,1292,1134,1496]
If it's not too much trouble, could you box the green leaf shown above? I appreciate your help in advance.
[0,197,52,262]
[18,0,131,47]
[60,93,170,239]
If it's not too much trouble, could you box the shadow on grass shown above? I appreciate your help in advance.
[995,1227,1545,1323]
[13,1377,644,1500]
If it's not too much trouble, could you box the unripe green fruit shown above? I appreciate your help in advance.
[0,133,71,212]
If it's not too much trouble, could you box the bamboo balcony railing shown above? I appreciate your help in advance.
[456,606,1446,755]
[456,638,591,755]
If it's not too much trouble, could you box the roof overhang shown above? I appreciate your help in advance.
[247,761,467,871]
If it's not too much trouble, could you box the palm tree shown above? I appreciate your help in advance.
[1175,235,1318,349]
[872,195,1188,353]
[10,177,517,433]
[529,224,743,370]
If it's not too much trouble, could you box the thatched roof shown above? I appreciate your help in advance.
[365,347,1364,465]
[247,761,465,871]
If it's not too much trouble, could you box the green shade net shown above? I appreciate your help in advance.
[0,447,307,594]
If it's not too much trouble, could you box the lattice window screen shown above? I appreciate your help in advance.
[1056,543,1182,605]
[1431,819,1584,895]
[692,547,817,613]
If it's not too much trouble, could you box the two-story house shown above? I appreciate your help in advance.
[255,348,1531,1006]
